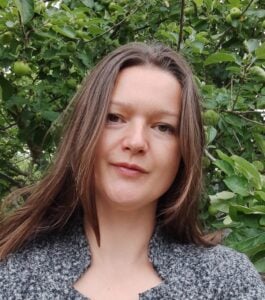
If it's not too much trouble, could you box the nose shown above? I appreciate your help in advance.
[121,121,148,154]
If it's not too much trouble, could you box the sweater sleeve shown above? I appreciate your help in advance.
[0,254,32,299]
[218,251,265,299]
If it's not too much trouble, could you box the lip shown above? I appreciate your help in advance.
[111,162,148,174]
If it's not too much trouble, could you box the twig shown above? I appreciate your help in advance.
[225,111,265,126]
[177,0,185,51]
[17,9,27,46]
[238,114,264,126]
[214,0,255,51]
[0,123,16,132]
[204,149,216,162]
[241,0,255,15]
[86,4,143,43]
[134,15,173,34]
[232,129,242,149]
[230,77,233,105]
[0,172,24,187]
[223,110,265,115]
[231,87,241,110]
[7,164,29,177]
[0,109,13,126]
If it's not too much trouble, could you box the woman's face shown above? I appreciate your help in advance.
[94,65,182,212]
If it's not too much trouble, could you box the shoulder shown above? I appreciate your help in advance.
[150,231,265,299]
[0,220,89,298]
[171,243,265,298]
[0,235,55,298]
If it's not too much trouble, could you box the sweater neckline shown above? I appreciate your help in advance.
[65,220,171,299]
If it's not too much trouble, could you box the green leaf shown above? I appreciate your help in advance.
[236,234,265,257]
[0,76,15,101]
[204,52,236,66]
[254,257,265,273]
[209,191,235,201]
[252,206,265,213]
[6,95,28,108]
[41,111,60,122]
[216,150,234,165]
[224,175,249,196]
[247,9,265,18]
[0,0,7,8]
[6,21,15,28]
[87,24,104,35]
[204,0,214,11]
[223,114,244,127]
[52,25,77,39]
[77,52,92,67]
[208,192,235,215]
[226,229,265,257]
[255,191,265,202]
[34,30,57,40]
[231,204,265,215]
[232,155,262,190]
[244,39,259,53]
[226,66,241,74]
[255,43,265,60]
[80,0,94,8]
[208,200,230,214]
[260,215,265,226]
[206,126,217,144]
[214,160,234,176]
[14,0,34,24]
[253,133,265,158]
[223,215,233,225]
[228,0,240,6]
[193,0,203,7]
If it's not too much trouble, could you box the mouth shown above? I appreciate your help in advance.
[111,162,148,174]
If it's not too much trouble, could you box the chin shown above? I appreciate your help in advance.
[103,193,157,212]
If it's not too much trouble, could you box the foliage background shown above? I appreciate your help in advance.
[0,0,265,272]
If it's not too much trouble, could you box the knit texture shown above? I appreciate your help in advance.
[0,220,264,299]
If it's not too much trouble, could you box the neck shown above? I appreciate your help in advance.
[85,201,157,269]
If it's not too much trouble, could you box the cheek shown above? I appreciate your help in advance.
[94,132,112,164]
[96,130,120,156]
[161,142,181,180]
[163,139,181,163]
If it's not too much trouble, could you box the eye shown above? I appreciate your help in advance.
[106,113,123,124]
[156,124,176,134]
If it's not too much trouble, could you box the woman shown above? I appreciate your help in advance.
[0,42,264,299]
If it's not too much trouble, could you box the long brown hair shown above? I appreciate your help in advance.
[0,42,210,259]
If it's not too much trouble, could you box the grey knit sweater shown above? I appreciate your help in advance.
[0,220,264,300]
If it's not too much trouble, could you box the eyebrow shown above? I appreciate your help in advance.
[111,101,180,118]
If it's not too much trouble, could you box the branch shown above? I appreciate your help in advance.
[17,10,27,46]
[241,0,255,15]
[214,0,255,51]
[232,129,243,150]
[204,149,216,162]
[0,172,24,187]
[7,164,29,177]
[0,123,16,132]
[134,15,177,34]
[231,85,241,111]
[224,110,265,126]
[86,4,143,43]
[223,110,265,115]
[0,109,13,127]
[177,0,185,51]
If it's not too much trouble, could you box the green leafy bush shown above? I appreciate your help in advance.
[0,0,264,271]
[207,151,265,271]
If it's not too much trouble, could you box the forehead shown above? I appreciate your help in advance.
[115,65,180,91]
[111,65,182,116]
